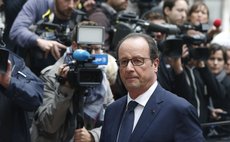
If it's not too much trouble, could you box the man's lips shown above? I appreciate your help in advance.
[125,76,138,80]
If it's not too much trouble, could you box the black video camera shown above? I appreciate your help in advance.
[111,12,181,50]
[179,23,210,33]
[161,36,184,58]
[35,20,72,46]
[182,33,208,46]
[161,34,210,60]
[67,25,107,87]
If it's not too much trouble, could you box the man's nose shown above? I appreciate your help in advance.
[213,59,218,64]
[125,61,135,70]
[68,0,75,9]
[90,49,96,54]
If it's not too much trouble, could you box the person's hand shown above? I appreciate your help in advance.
[167,45,188,74]
[207,25,221,39]
[168,57,183,74]
[36,38,67,60]
[74,127,94,142]
[186,29,202,37]
[57,64,69,77]
[56,64,73,87]
[194,60,205,68]
[83,0,96,13]
[210,107,227,120]
[0,60,12,88]
[181,44,189,59]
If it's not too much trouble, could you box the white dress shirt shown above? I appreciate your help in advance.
[127,81,158,131]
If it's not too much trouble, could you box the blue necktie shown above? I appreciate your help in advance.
[118,101,138,142]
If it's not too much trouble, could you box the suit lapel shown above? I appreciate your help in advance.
[130,85,165,141]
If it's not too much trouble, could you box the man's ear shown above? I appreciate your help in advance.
[164,7,171,16]
[72,41,78,50]
[153,58,160,72]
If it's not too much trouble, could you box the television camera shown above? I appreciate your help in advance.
[161,34,210,60]
[66,25,108,87]
[35,20,72,46]
[112,12,211,60]
[34,9,87,47]
[111,12,180,50]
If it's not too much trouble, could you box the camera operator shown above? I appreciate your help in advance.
[9,0,82,76]
[142,10,166,44]
[162,0,189,26]
[155,32,225,127]
[0,48,43,142]
[30,21,114,142]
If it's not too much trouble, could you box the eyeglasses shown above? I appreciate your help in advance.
[117,57,151,67]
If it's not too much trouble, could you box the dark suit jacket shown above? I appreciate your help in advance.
[100,84,205,142]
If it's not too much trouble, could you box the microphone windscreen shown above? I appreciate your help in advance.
[73,49,90,61]
[213,18,222,28]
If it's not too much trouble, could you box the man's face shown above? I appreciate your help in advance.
[107,0,128,12]
[207,50,225,75]
[150,19,166,43]
[225,50,230,75]
[118,37,159,96]
[55,0,79,20]
[165,0,188,26]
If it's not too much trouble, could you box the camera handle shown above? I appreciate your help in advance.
[73,86,87,129]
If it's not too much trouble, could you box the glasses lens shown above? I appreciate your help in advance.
[132,57,144,66]
[119,59,129,67]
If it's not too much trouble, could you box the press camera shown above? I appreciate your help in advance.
[67,25,107,87]
[162,34,210,60]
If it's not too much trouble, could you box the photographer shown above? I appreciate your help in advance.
[9,0,81,76]
[30,21,114,142]
[162,0,188,26]
[0,48,43,142]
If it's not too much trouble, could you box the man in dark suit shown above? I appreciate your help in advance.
[100,33,205,142]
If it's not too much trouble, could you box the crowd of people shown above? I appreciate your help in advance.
[0,0,230,142]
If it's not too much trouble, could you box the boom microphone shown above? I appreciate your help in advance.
[141,21,181,34]
[213,18,222,28]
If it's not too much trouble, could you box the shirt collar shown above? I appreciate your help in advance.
[127,81,158,107]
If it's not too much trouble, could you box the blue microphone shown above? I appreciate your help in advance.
[73,49,91,61]
[73,49,108,65]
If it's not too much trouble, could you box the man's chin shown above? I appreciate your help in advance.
[58,12,72,20]
[125,83,140,90]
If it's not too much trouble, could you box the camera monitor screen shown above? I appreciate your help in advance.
[0,48,9,74]
[78,68,103,86]
[77,26,105,45]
